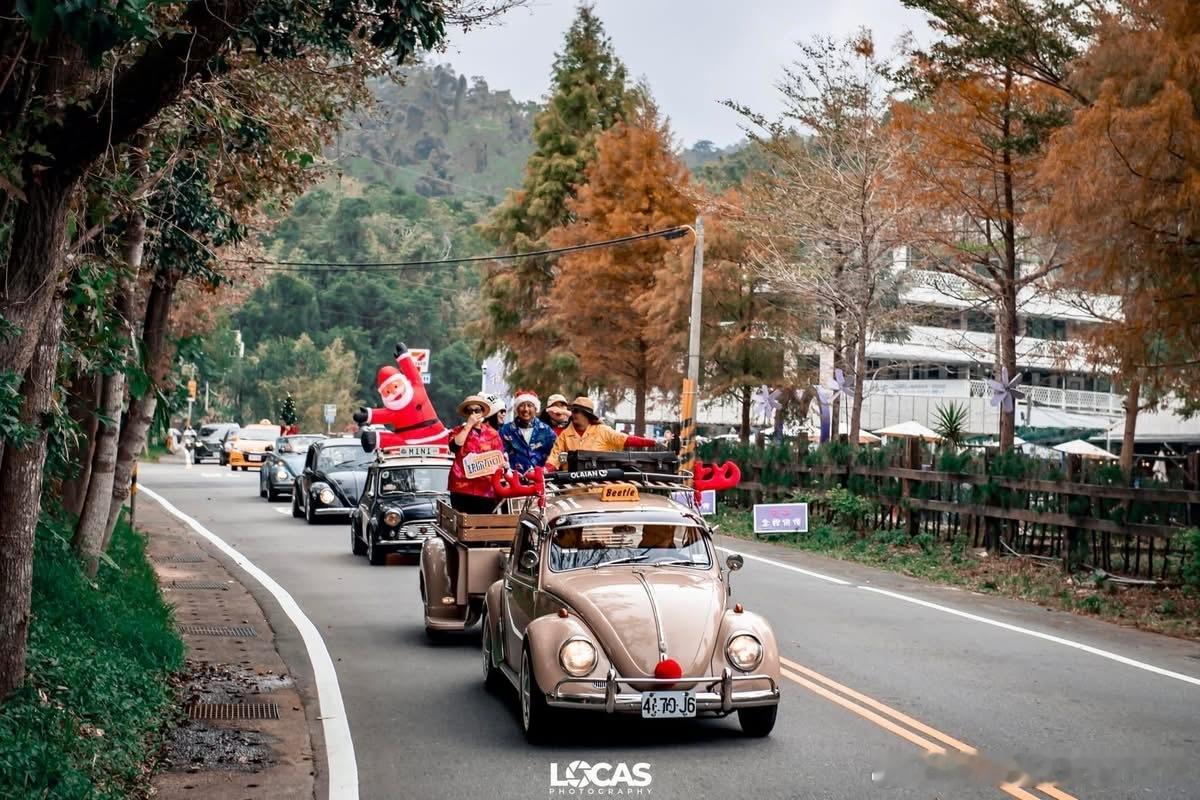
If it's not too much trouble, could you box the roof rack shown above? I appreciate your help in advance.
[543,467,693,495]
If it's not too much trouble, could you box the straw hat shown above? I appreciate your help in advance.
[456,395,493,418]
[545,393,569,409]
[569,396,599,422]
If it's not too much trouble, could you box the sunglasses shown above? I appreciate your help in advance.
[465,406,483,414]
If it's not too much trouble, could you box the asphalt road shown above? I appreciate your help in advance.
[140,460,1200,800]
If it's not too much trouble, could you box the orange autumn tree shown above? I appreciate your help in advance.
[544,94,696,432]
[892,72,1070,452]
[1037,0,1200,467]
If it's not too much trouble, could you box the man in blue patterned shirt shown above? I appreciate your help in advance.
[498,391,559,472]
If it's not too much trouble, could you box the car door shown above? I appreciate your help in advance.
[300,446,318,511]
[356,469,375,540]
[504,520,540,663]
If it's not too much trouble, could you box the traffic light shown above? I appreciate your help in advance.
[187,379,197,400]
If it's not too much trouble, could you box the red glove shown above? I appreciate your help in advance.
[624,435,657,449]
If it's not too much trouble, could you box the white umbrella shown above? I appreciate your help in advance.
[857,430,882,445]
[873,421,942,442]
[976,435,1027,447]
[1052,439,1117,460]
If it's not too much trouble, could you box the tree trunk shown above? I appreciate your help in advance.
[73,368,126,575]
[740,385,751,444]
[997,65,1020,454]
[0,297,63,699]
[61,374,101,517]
[106,269,175,542]
[830,319,844,439]
[1120,378,1140,479]
[848,319,868,451]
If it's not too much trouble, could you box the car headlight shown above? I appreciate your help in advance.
[559,638,597,677]
[275,467,289,481]
[726,634,763,672]
[383,510,402,527]
[318,487,335,505]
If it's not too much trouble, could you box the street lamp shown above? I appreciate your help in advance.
[666,217,704,475]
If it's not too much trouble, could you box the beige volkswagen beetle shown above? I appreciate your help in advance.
[481,477,781,742]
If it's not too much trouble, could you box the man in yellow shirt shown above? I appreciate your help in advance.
[546,397,657,469]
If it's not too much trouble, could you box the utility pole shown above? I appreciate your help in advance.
[680,216,704,476]
[481,363,488,393]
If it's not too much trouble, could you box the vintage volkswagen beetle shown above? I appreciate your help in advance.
[259,434,324,501]
[351,446,451,565]
[481,471,780,742]
[291,438,372,524]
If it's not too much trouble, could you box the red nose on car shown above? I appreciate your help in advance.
[654,658,683,680]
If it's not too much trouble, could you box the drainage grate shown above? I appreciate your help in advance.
[171,580,229,590]
[186,702,279,721]
[178,624,257,638]
[156,553,205,563]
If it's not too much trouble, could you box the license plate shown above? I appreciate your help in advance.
[247,454,261,462]
[640,691,696,719]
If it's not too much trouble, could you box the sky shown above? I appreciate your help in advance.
[438,0,930,148]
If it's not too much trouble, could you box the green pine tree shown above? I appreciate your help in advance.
[477,3,633,388]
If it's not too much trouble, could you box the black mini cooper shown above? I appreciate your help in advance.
[350,454,450,565]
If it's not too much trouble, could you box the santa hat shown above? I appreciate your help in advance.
[512,390,540,413]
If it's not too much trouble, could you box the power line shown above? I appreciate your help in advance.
[223,226,690,272]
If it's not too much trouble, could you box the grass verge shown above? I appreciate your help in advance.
[0,505,184,799]
[713,508,1200,640]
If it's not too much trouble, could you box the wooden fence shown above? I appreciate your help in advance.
[702,439,1200,582]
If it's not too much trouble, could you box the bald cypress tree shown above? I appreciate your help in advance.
[478,4,632,388]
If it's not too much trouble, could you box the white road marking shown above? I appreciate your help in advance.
[857,585,1200,688]
[716,545,852,586]
[274,507,290,515]
[140,485,359,799]
[719,539,1199,687]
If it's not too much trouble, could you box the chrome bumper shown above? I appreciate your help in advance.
[314,507,352,516]
[548,667,779,714]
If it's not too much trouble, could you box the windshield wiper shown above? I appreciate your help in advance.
[593,555,648,569]
[651,558,704,567]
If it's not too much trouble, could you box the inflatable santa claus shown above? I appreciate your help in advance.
[354,342,449,452]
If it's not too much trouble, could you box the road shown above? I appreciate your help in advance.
[139,460,1200,800]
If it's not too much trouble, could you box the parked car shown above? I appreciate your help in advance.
[259,434,324,501]
[480,465,781,742]
[193,422,238,464]
[228,423,279,471]
[291,438,373,524]
[350,446,451,565]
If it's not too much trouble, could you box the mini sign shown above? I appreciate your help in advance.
[753,503,808,535]
[600,484,639,502]
[384,445,449,458]
[671,490,716,516]
[462,450,505,479]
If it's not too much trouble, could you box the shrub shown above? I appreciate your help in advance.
[824,486,874,531]
[1182,528,1200,592]
[0,506,184,799]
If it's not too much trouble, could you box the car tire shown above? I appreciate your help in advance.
[737,705,778,738]
[229,464,236,472]
[266,484,280,502]
[259,477,267,499]
[305,496,316,525]
[219,452,227,466]
[367,535,386,566]
[351,524,366,556]
[520,646,555,744]
[482,605,504,693]
[292,492,303,519]
[240,466,248,472]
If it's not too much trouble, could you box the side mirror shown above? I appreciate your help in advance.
[726,554,744,572]
[520,550,539,571]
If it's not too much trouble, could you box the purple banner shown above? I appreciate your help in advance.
[671,490,717,516]
[753,503,809,534]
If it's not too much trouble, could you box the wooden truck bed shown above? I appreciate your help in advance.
[436,500,519,544]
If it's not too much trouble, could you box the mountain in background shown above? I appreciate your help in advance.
[332,63,540,202]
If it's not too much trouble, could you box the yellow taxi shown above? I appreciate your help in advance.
[228,421,279,471]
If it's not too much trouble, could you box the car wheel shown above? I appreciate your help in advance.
[240,465,248,472]
[367,535,386,566]
[266,484,280,502]
[305,496,316,525]
[482,604,504,692]
[351,523,366,556]
[219,452,227,466]
[520,646,555,744]
[737,705,778,738]
[292,492,303,519]
[259,476,267,498]
[229,464,236,472]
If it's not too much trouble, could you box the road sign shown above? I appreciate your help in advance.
[671,489,716,516]
[422,373,431,384]
[323,404,337,425]
[410,348,430,374]
[753,503,808,535]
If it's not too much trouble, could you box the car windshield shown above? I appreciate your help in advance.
[200,425,232,439]
[378,467,449,495]
[548,519,711,572]
[239,427,277,442]
[277,435,322,454]
[317,446,372,472]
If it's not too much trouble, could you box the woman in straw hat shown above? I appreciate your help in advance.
[544,396,657,470]
[448,395,506,513]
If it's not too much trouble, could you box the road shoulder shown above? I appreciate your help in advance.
[141,499,318,800]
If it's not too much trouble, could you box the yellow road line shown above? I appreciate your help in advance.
[778,658,1080,800]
